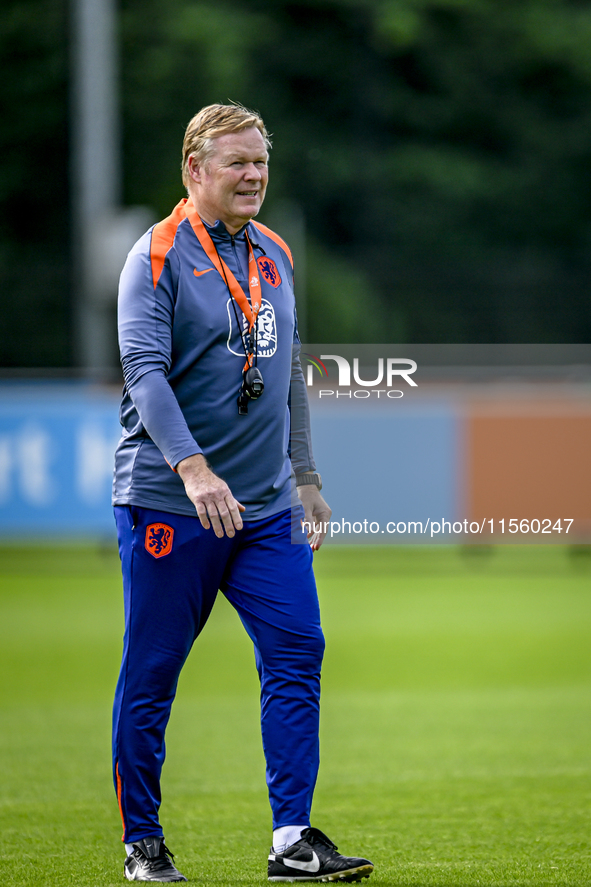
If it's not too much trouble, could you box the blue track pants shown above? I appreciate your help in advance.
[112,504,324,843]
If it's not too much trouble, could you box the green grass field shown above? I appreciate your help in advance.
[0,544,590,886]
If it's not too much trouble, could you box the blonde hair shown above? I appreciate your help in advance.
[182,103,271,187]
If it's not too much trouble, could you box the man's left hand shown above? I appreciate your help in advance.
[297,485,332,551]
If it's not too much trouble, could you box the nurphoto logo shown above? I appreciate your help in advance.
[303,351,418,399]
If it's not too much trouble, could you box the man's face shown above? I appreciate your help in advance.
[188,128,269,233]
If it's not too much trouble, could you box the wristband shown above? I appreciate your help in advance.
[295,472,322,490]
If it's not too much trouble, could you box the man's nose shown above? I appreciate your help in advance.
[243,163,262,180]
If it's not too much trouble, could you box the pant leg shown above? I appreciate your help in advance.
[222,508,325,829]
[112,505,235,842]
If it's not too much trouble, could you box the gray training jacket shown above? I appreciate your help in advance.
[112,197,316,520]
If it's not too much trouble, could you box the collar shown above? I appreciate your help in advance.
[204,218,248,243]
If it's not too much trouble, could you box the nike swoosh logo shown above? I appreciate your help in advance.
[194,267,214,277]
[282,851,320,873]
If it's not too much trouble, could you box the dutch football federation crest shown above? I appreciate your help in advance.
[226,298,277,357]
[256,256,282,288]
[145,523,174,558]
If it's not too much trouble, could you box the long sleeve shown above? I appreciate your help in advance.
[289,339,316,475]
[118,232,202,470]
[123,368,202,470]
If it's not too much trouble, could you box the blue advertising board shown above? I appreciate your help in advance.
[0,384,122,536]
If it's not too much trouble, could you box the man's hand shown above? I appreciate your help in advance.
[177,454,245,538]
[297,484,332,551]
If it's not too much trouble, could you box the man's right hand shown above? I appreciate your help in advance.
[177,454,245,538]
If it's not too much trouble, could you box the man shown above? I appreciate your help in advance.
[112,103,374,883]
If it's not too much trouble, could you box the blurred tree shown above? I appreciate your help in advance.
[2,0,591,367]
[119,0,591,343]
[0,0,70,367]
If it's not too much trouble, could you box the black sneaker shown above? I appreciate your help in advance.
[124,837,187,882]
[268,827,374,882]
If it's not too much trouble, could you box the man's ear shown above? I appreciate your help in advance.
[187,154,203,184]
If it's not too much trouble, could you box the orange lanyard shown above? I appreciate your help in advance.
[184,198,262,368]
